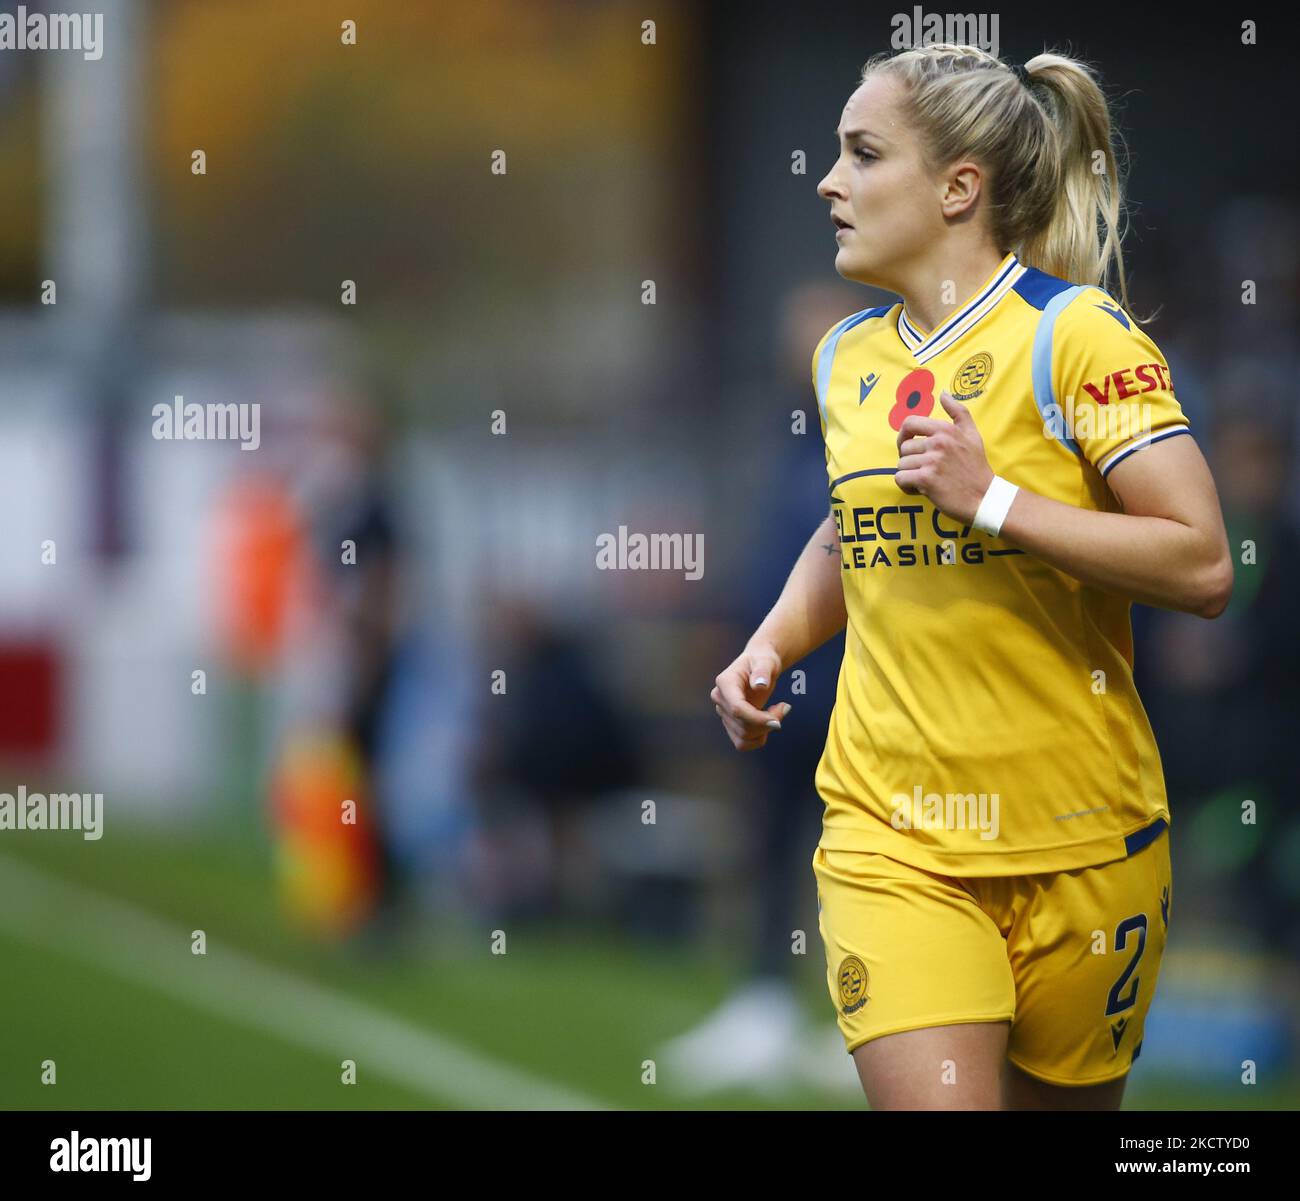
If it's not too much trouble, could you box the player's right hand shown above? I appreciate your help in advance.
[711,643,791,751]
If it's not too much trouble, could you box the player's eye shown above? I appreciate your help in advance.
[854,147,877,164]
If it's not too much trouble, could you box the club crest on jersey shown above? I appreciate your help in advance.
[951,352,994,401]
[837,954,870,1014]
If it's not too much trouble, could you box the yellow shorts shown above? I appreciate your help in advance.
[812,830,1171,1086]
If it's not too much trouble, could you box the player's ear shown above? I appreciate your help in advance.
[939,160,982,219]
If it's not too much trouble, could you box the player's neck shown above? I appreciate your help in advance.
[900,245,1010,336]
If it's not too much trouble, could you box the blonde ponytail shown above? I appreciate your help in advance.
[861,44,1136,316]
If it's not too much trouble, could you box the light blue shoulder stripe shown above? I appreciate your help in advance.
[1031,284,1086,456]
[814,305,892,430]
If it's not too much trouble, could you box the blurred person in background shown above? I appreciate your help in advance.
[1140,400,1300,958]
[470,594,644,925]
[262,390,412,944]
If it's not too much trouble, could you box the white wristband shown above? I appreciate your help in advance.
[971,475,1019,537]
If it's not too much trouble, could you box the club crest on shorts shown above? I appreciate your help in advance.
[951,352,994,401]
[837,954,869,1014]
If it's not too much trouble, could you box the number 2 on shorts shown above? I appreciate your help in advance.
[1104,913,1148,1016]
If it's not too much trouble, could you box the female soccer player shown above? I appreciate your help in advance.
[711,44,1233,1110]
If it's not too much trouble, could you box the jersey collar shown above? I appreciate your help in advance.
[897,252,1027,363]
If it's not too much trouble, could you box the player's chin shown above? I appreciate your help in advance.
[834,246,878,287]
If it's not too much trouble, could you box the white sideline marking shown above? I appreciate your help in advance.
[0,851,607,1110]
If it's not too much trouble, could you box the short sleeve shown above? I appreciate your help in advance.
[811,321,839,443]
[1051,289,1192,479]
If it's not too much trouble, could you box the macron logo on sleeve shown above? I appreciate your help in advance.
[1094,300,1131,330]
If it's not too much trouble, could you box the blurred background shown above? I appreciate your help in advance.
[0,0,1295,1110]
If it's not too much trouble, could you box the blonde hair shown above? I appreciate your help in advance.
[860,44,1134,316]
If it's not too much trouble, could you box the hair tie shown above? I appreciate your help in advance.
[1010,63,1032,86]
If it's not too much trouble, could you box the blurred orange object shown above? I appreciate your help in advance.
[209,473,310,677]
[269,727,382,938]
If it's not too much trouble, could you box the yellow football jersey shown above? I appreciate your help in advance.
[810,251,1190,876]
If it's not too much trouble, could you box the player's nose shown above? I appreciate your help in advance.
[816,170,842,201]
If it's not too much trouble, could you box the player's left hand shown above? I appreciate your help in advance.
[895,391,995,524]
